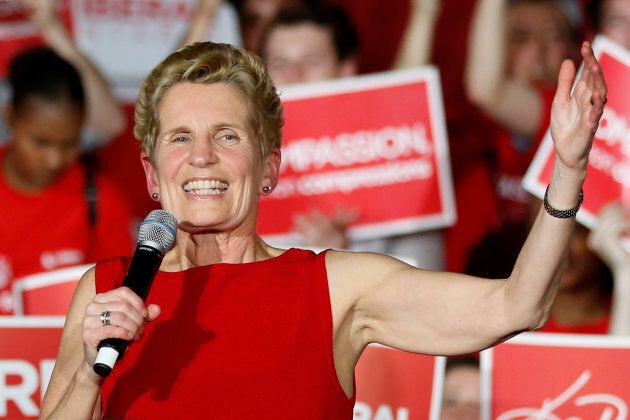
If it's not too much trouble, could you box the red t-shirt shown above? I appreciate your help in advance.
[491,84,556,225]
[0,146,135,314]
[97,248,355,419]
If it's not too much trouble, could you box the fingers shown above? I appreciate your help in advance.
[83,287,158,346]
[580,42,607,103]
[555,58,577,105]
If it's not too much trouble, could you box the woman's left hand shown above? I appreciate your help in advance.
[550,41,607,173]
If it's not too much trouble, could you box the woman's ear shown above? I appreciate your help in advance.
[140,152,159,197]
[261,147,281,193]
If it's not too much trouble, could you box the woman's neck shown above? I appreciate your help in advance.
[161,232,280,271]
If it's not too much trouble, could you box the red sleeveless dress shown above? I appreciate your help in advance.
[96,248,354,419]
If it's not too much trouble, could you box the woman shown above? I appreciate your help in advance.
[40,40,606,418]
[0,45,135,315]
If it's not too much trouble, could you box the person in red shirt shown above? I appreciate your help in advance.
[0,46,134,315]
[453,0,583,273]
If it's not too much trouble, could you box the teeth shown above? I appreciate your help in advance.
[183,180,228,195]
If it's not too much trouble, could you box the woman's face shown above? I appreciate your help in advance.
[264,23,350,86]
[440,365,481,420]
[4,97,82,192]
[600,0,630,50]
[144,82,279,234]
[506,2,574,85]
[241,0,304,52]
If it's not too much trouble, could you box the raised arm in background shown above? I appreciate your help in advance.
[588,203,630,335]
[464,0,575,138]
[178,0,224,48]
[21,0,126,142]
[392,0,441,69]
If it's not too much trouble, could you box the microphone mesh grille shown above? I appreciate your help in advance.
[137,210,178,253]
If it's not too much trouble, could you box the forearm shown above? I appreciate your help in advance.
[178,1,221,48]
[464,0,506,107]
[37,18,126,140]
[505,165,586,330]
[609,264,630,335]
[392,0,440,69]
[41,363,102,420]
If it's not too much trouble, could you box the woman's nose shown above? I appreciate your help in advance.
[189,139,218,166]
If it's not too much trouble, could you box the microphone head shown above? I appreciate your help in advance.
[138,209,178,254]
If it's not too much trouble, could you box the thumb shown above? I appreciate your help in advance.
[145,304,162,322]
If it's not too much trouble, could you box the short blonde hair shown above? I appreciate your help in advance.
[134,42,284,162]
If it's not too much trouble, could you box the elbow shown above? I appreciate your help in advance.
[509,305,552,335]
[464,82,497,113]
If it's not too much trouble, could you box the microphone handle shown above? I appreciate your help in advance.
[93,245,163,377]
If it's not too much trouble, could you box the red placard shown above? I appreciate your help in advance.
[481,332,630,419]
[12,264,91,315]
[0,2,73,77]
[257,67,456,245]
[0,317,65,419]
[523,35,630,228]
[354,345,443,420]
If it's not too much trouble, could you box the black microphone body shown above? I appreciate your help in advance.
[93,210,177,377]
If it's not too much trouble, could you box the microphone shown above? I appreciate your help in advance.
[93,209,178,377]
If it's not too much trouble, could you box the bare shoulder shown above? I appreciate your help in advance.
[324,249,415,285]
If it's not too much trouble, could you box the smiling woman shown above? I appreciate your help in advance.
[40,40,607,419]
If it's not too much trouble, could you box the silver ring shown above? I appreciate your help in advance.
[100,311,111,327]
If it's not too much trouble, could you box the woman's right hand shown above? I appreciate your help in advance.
[81,287,161,376]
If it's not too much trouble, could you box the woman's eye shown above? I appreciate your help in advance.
[221,134,238,142]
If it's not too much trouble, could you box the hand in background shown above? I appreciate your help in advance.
[589,202,630,335]
[293,207,360,250]
[588,202,630,271]
[19,0,127,142]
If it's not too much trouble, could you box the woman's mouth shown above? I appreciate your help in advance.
[183,179,229,195]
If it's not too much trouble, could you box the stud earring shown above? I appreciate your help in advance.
[151,192,159,200]
[262,186,272,193]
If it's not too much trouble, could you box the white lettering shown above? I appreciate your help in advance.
[40,249,84,270]
[353,402,372,420]
[0,22,39,40]
[281,123,432,173]
[612,163,630,188]
[0,360,39,416]
[269,159,434,200]
[82,0,190,21]
[373,405,396,420]
[590,145,619,174]
[497,370,628,420]
[596,109,630,158]
[353,402,410,420]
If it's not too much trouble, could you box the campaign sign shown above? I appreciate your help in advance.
[258,67,456,245]
[0,1,72,77]
[69,0,240,95]
[523,35,630,228]
[354,344,443,420]
[0,316,65,419]
[480,332,630,420]
[12,264,92,316]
